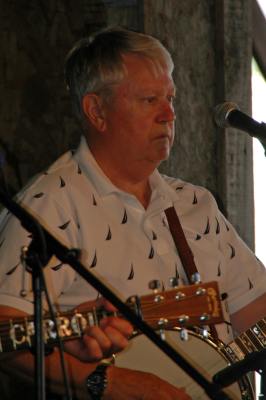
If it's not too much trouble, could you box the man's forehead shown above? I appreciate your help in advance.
[136,80,176,94]
[122,53,171,76]
[119,53,175,91]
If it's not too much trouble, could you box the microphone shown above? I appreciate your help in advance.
[212,348,266,388]
[214,102,266,141]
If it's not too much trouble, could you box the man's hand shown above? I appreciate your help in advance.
[0,303,191,399]
[105,366,192,400]
[64,298,133,362]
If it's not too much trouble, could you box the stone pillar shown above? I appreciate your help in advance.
[143,0,254,249]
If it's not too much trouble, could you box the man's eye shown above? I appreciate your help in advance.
[143,96,157,103]
[167,95,176,104]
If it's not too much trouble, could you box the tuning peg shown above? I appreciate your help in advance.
[158,317,168,327]
[199,313,210,322]
[195,287,206,296]
[175,291,186,301]
[191,272,201,284]
[169,277,179,288]
[158,318,168,341]
[127,295,142,318]
[159,329,166,340]
[148,279,161,292]
[148,280,165,302]
[20,245,29,259]
[200,326,209,339]
[177,314,189,324]
[154,295,165,303]
[180,328,189,341]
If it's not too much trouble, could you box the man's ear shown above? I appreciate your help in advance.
[82,94,106,132]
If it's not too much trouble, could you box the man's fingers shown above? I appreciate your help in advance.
[100,315,133,337]
[67,298,133,362]
[63,333,103,362]
[101,325,129,353]
[85,321,130,357]
[84,326,112,357]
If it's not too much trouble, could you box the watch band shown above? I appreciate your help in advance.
[86,364,109,399]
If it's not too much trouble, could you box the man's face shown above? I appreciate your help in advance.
[102,54,176,169]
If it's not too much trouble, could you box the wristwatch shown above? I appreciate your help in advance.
[86,363,109,399]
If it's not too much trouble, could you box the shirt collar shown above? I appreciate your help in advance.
[75,136,120,197]
[74,135,177,208]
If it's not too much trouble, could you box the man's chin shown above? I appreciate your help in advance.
[157,146,171,161]
[148,150,170,165]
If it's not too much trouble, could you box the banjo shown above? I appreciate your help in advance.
[0,281,256,399]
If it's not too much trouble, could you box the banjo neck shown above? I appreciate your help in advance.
[226,317,266,362]
[0,281,223,353]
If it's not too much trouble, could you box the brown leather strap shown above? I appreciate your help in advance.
[165,206,198,284]
[165,206,219,340]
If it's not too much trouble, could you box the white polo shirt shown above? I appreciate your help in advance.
[0,136,265,343]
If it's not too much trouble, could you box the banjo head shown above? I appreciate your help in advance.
[114,329,253,399]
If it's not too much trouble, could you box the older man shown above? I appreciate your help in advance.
[0,27,265,399]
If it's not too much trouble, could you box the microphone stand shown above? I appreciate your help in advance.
[0,188,232,400]
[213,348,266,391]
[31,251,46,400]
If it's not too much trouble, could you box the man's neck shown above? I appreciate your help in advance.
[99,162,153,209]
[111,176,152,209]
[87,140,155,209]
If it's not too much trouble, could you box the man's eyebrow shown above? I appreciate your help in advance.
[137,84,176,95]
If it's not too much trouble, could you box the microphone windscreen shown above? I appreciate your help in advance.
[213,102,239,128]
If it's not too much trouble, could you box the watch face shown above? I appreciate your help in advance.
[92,376,102,384]
[87,365,108,398]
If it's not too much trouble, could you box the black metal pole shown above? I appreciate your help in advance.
[32,261,46,400]
[21,240,48,400]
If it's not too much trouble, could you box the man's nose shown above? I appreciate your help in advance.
[157,101,176,123]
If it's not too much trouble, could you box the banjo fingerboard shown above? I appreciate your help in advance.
[0,311,99,353]
[227,317,266,361]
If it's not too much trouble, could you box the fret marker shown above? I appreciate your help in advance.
[56,317,72,337]
[71,313,87,335]
[9,320,26,349]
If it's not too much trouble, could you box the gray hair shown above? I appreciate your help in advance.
[64,27,174,122]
